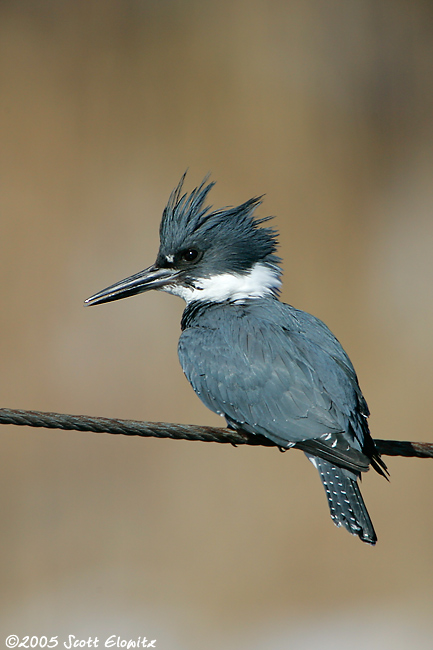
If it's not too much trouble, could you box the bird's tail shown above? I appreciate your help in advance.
[306,454,377,545]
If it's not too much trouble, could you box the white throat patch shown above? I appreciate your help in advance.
[161,262,281,304]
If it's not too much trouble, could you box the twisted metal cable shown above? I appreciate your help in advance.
[0,407,432,458]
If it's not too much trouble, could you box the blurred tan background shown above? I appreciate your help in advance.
[1,1,433,648]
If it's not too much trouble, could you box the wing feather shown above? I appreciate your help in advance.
[179,300,371,470]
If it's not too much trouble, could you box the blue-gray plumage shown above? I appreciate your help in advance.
[85,173,388,544]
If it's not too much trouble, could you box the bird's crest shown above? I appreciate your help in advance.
[159,173,281,274]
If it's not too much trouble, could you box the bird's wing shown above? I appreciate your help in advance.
[178,302,370,471]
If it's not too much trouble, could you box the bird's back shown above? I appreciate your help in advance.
[179,297,371,463]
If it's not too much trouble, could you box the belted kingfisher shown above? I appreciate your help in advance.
[85,173,388,544]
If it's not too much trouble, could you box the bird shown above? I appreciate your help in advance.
[85,173,388,544]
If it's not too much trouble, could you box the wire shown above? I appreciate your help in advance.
[0,407,432,458]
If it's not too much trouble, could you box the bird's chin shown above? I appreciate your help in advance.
[160,282,198,303]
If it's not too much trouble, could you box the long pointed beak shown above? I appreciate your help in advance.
[84,264,180,306]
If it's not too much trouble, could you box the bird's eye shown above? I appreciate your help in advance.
[181,248,200,263]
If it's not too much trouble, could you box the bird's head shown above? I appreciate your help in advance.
[85,173,282,307]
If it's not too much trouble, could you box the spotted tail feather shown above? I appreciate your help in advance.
[306,454,377,545]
